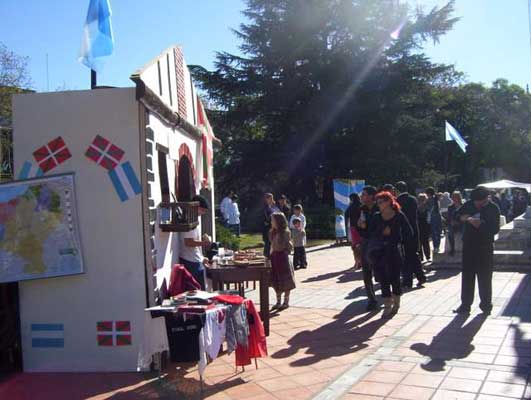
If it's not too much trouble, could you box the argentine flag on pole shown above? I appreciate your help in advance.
[79,0,114,72]
[445,121,468,153]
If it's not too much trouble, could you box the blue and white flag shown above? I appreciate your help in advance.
[445,121,468,153]
[108,161,142,202]
[18,161,43,180]
[31,323,64,348]
[79,0,114,72]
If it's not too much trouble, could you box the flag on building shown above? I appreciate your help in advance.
[445,121,468,153]
[31,323,64,348]
[97,320,132,346]
[18,161,43,180]
[79,0,115,72]
[33,136,72,173]
[197,95,214,188]
[85,134,125,170]
[108,161,142,202]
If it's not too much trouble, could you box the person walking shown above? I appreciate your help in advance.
[369,191,413,318]
[262,193,280,257]
[291,217,307,269]
[426,187,442,253]
[220,190,234,226]
[227,194,241,237]
[453,186,500,315]
[417,193,432,262]
[395,181,426,288]
[345,193,363,269]
[446,191,464,256]
[269,213,296,310]
[357,186,379,311]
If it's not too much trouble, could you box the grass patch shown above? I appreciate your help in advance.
[238,233,333,250]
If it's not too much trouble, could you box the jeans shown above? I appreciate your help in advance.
[361,241,376,303]
[179,257,205,290]
[228,224,240,237]
[402,240,426,286]
[263,228,271,257]
[431,217,442,251]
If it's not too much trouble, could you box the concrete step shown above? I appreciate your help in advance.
[494,239,528,251]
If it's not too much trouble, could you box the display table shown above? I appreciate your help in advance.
[206,263,271,336]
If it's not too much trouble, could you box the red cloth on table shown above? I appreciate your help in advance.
[235,299,268,366]
[213,294,244,305]
[168,264,201,296]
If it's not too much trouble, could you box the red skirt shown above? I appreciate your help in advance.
[270,251,296,292]
[350,227,362,246]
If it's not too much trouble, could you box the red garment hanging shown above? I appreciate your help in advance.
[235,299,268,366]
[168,264,201,296]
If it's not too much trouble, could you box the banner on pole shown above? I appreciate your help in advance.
[333,179,365,238]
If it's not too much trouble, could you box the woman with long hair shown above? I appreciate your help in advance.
[345,193,363,269]
[446,191,464,257]
[369,191,413,318]
[269,212,296,310]
[417,193,431,262]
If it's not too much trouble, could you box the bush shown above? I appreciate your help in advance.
[304,206,336,239]
[215,223,241,250]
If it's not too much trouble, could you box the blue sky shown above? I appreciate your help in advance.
[1,0,530,92]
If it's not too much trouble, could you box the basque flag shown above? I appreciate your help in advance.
[85,134,125,171]
[31,323,64,348]
[97,320,132,346]
[108,161,142,202]
[445,121,468,153]
[33,136,72,173]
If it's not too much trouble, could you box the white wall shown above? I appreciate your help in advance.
[13,88,146,372]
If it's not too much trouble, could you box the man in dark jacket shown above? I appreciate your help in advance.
[358,185,379,311]
[454,186,500,315]
[395,181,426,288]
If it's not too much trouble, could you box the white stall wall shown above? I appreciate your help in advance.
[147,113,206,291]
[13,88,146,372]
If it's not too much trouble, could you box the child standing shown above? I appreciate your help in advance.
[269,212,296,310]
[289,204,306,229]
[291,218,307,269]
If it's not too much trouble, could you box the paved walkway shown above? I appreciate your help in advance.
[2,246,531,399]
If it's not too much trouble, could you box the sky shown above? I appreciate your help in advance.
[0,0,530,92]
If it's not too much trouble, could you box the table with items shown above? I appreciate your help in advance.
[140,290,268,380]
[206,249,271,336]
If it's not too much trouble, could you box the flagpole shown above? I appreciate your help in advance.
[444,141,449,191]
[91,70,97,89]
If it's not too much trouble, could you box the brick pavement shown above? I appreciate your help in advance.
[2,245,531,399]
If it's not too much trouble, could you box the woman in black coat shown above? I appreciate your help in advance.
[369,191,414,318]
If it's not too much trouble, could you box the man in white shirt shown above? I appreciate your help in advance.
[219,190,234,226]
[180,195,211,289]
[227,195,241,236]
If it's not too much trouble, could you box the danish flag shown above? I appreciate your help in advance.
[33,137,72,173]
[96,321,132,346]
[85,135,125,171]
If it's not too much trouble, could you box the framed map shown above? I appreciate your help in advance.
[0,173,84,283]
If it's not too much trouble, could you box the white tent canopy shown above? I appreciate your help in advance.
[480,179,531,192]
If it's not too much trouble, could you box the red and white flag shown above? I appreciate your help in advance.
[33,136,72,173]
[85,135,125,171]
[197,96,214,188]
[97,321,132,346]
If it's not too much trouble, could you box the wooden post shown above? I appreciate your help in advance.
[91,70,97,89]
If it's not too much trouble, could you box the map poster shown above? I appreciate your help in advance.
[0,173,84,283]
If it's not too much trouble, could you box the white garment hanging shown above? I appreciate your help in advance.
[137,314,169,371]
[198,307,227,377]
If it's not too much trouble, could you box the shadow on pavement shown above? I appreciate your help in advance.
[271,301,388,366]
[410,313,486,372]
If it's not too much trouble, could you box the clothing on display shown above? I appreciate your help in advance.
[199,306,227,377]
[168,264,201,296]
[236,300,268,366]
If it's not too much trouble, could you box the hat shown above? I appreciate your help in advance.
[192,194,209,209]
[292,217,302,223]
[470,186,489,201]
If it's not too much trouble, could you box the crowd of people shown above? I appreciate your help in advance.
[216,181,512,319]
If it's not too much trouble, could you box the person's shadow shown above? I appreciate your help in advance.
[411,314,487,372]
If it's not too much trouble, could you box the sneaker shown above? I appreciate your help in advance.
[278,304,289,311]
[271,303,281,310]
